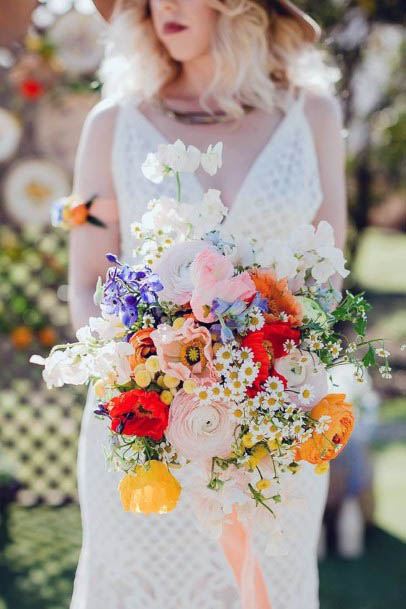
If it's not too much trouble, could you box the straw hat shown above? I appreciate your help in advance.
[92,0,321,42]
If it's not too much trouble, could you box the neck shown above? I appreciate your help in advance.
[168,53,216,106]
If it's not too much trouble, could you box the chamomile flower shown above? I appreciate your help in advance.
[279,311,289,322]
[142,313,155,328]
[208,384,223,400]
[247,307,265,331]
[239,360,259,384]
[309,333,324,351]
[298,384,314,405]
[194,386,212,405]
[215,344,234,368]
[375,347,390,358]
[283,339,298,354]
[329,341,342,359]
[237,346,254,364]
[315,414,331,434]
[346,342,357,354]
[379,365,392,379]
[264,376,285,394]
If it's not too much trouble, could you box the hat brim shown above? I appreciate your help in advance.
[276,0,321,43]
[92,0,321,42]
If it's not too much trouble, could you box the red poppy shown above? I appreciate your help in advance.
[241,322,300,395]
[20,79,45,100]
[107,389,169,441]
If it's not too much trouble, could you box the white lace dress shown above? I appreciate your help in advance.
[70,90,329,609]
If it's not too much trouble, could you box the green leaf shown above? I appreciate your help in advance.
[362,345,376,367]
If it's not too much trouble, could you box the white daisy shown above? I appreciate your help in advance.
[239,360,259,384]
[215,344,234,368]
[194,386,212,405]
[208,385,224,401]
[279,311,289,322]
[283,339,298,354]
[329,341,342,359]
[236,346,254,363]
[298,384,314,405]
[264,376,285,394]
[247,307,265,331]
[375,347,390,358]
[142,314,155,328]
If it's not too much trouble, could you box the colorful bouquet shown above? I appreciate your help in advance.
[32,140,390,534]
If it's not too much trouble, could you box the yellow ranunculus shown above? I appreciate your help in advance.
[118,461,181,514]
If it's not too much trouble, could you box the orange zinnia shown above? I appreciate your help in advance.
[295,394,354,465]
[250,268,302,327]
[128,327,156,370]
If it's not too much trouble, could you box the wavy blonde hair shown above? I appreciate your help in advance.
[100,0,339,117]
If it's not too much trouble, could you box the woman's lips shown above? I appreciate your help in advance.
[163,22,188,35]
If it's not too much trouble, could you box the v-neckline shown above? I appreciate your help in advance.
[130,92,303,214]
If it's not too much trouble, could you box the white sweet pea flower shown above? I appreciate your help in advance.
[76,325,92,342]
[200,142,223,176]
[257,241,297,279]
[89,314,125,341]
[30,349,89,388]
[158,139,201,173]
[141,152,165,183]
[194,189,228,235]
[91,341,133,385]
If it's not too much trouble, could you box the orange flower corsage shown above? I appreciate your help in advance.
[51,194,106,230]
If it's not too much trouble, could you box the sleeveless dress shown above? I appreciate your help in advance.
[70,89,329,609]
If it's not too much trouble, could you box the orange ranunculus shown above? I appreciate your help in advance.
[295,394,354,465]
[118,460,181,514]
[128,328,156,370]
[62,203,89,227]
[250,268,302,327]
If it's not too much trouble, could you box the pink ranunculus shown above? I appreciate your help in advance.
[189,246,256,322]
[166,390,236,462]
[150,317,218,382]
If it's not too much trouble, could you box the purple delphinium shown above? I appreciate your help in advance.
[210,293,269,343]
[101,254,163,327]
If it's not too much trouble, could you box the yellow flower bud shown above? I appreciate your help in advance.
[163,374,181,388]
[267,439,279,452]
[157,374,165,387]
[145,355,160,374]
[134,369,152,388]
[172,317,185,329]
[234,409,243,418]
[183,379,197,394]
[256,479,271,491]
[160,390,173,405]
[242,433,255,448]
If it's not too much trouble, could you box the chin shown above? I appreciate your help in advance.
[161,39,209,64]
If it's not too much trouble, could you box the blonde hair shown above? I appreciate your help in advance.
[100,0,340,117]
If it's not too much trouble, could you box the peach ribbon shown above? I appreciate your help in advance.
[219,508,272,609]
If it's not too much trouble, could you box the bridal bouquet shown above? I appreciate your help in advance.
[32,140,390,531]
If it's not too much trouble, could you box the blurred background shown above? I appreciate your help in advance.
[0,1,405,608]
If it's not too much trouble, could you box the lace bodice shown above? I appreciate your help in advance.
[112,90,323,261]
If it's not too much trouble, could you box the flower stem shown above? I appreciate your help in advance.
[176,172,182,202]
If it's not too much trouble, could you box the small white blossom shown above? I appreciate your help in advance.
[200,142,223,176]
[375,347,390,358]
[247,307,265,331]
[298,384,314,405]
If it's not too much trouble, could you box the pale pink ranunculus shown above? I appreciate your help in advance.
[150,317,218,382]
[166,390,235,462]
[189,246,256,322]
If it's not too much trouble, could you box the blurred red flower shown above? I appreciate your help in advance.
[107,389,169,441]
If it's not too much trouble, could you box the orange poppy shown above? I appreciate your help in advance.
[295,393,354,464]
[128,327,156,370]
[250,268,302,327]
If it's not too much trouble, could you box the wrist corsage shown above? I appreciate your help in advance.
[51,194,107,230]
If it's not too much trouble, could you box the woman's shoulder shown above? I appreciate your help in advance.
[82,97,121,138]
[300,87,345,144]
[302,87,343,125]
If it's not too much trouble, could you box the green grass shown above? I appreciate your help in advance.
[353,228,406,293]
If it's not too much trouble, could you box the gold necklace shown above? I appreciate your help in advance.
[156,97,253,125]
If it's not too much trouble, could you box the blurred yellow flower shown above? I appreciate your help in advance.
[119,461,181,514]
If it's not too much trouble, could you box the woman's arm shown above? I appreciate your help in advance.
[304,91,348,289]
[68,100,121,331]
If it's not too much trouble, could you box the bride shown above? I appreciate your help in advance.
[68,1,347,608]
